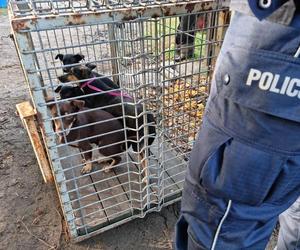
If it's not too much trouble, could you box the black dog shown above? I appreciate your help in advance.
[55,53,85,73]
[54,85,94,108]
[57,65,156,175]
[55,53,119,89]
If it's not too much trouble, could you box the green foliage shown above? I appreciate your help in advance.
[145,17,207,60]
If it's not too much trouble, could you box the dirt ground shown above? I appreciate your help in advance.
[0,12,278,250]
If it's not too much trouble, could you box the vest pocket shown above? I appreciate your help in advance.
[200,137,286,206]
[215,46,300,123]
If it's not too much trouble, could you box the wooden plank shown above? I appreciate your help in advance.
[16,101,53,183]
[129,151,159,209]
[113,153,144,211]
[58,146,108,231]
[206,11,216,90]
[215,10,229,58]
[206,9,230,91]
[89,153,131,221]
[16,101,36,119]
[115,139,180,206]
[107,24,120,85]
[112,151,158,212]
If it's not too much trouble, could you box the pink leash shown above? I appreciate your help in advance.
[81,77,133,99]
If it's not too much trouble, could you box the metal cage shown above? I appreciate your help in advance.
[9,0,230,241]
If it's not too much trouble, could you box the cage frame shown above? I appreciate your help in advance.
[9,0,230,242]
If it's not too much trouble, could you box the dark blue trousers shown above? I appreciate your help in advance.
[175,12,300,250]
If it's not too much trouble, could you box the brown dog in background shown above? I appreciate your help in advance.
[47,99,125,174]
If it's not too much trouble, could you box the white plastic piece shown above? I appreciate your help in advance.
[211,200,232,250]
[259,0,272,9]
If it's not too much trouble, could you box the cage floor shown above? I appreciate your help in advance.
[57,138,186,236]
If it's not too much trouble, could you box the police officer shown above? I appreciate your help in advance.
[175,0,300,249]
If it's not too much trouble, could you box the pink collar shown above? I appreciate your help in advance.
[80,77,96,89]
[80,77,133,99]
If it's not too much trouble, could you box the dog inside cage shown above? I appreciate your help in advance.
[10,1,229,238]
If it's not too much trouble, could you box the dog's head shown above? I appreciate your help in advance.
[55,53,85,73]
[47,99,85,143]
[58,65,95,84]
[54,85,85,99]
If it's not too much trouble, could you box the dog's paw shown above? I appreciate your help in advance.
[142,176,148,185]
[102,159,116,173]
[103,164,113,173]
[81,162,92,174]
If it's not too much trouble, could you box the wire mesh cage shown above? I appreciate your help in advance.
[9,0,230,241]
[9,0,227,17]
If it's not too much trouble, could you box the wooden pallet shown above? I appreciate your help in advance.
[57,138,186,236]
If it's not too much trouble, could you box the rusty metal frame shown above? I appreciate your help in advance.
[9,1,222,31]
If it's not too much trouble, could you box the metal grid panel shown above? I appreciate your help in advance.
[9,0,226,17]
[10,1,229,241]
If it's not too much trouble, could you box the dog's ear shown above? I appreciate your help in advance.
[54,85,62,93]
[71,100,85,109]
[74,54,85,62]
[55,54,64,61]
[85,63,97,71]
